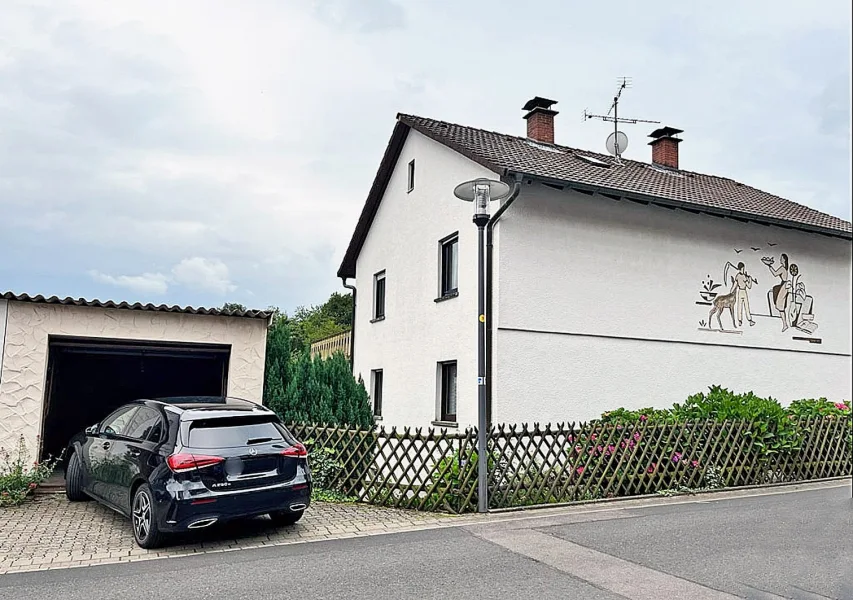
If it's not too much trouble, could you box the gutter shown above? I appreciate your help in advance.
[505,171,852,241]
[341,278,357,371]
[485,174,522,426]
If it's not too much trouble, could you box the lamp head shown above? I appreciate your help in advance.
[453,178,511,217]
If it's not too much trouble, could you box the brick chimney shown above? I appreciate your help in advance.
[523,97,558,144]
[648,126,683,169]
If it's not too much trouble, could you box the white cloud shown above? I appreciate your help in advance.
[170,257,236,295]
[88,270,169,295]
[89,257,235,296]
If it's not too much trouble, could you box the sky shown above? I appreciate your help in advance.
[1,0,850,313]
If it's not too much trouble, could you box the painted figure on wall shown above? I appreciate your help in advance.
[708,278,737,331]
[699,246,820,341]
[786,263,818,334]
[727,261,756,327]
[762,253,791,331]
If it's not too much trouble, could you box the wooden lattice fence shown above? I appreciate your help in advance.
[288,416,851,514]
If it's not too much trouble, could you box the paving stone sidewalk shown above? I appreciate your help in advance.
[0,493,456,575]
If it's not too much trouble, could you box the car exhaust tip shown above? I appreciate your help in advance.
[289,503,307,512]
[188,518,218,529]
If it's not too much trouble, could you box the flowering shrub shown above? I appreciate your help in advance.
[1,436,61,507]
[787,398,851,419]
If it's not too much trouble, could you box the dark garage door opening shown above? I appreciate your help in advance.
[41,337,230,460]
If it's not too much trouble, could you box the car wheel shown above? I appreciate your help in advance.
[132,484,164,549]
[65,452,89,502]
[269,510,304,526]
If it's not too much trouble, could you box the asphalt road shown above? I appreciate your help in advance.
[2,482,851,600]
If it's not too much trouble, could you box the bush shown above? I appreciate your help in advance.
[303,438,358,503]
[787,398,851,419]
[1,436,60,507]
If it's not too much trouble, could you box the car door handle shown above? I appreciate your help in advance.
[102,441,111,450]
[128,448,141,457]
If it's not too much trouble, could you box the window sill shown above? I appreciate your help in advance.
[434,291,459,303]
[431,420,458,429]
[370,316,386,323]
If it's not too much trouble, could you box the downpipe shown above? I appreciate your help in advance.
[485,174,522,427]
[342,278,357,371]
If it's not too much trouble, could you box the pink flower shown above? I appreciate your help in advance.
[28,483,37,489]
[671,452,682,464]
[691,460,700,468]
[628,439,636,448]
[574,445,583,454]
[590,434,597,442]
[620,441,626,449]
[608,444,616,454]
[835,402,849,411]
[639,414,648,422]
[576,466,585,475]
[567,435,574,443]
[646,463,657,473]
[633,432,642,441]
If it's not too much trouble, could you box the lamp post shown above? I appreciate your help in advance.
[453,178,511,513]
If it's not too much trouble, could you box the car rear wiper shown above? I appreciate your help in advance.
[246,437,274,445]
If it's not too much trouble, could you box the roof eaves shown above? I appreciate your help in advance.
[337,121,411,279]
[1,292,272,319]
[508,170,853,241]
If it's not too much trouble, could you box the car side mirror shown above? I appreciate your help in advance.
[85,424,100,436]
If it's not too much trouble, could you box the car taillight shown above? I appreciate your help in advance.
[281,443,307,458]
[167,453,225,473]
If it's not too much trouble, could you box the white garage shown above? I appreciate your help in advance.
[0,293,271,460]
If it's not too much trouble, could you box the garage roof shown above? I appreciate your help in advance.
[1,292,271,320]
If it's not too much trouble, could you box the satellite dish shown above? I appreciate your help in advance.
[606,131,629,156]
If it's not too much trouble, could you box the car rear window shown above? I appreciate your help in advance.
[187,417,285,449]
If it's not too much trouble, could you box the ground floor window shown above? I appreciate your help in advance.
[439,361,457,422]
[371,369,383,417]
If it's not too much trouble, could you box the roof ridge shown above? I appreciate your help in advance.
[397,112,850,230]
[400,113,706,179]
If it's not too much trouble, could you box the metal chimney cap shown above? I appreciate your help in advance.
[522,97,558,112]
[649,126,684,139]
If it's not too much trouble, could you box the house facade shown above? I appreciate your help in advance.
[338,99,852,428]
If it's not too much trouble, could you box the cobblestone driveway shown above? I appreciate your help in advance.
[0,493,455,575]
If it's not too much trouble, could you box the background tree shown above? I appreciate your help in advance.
[225,294,368,429]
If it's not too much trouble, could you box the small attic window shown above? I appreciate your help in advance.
[525,140,564,154]
[576,154,610,168]
[648,164,685,178]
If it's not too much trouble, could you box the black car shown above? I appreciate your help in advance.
[64,396,311,548]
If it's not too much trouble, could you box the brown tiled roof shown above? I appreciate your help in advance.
[400,114,851,234]
[337,114,851,278]
[1,292,271,320]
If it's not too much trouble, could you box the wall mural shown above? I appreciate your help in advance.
[696,243,820,343]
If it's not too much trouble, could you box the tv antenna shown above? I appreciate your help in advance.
[583,77,660,161]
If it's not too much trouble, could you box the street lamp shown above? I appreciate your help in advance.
[453,177,511,513]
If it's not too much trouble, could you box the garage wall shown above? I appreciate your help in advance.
[0,302,269,455]
[0,299,7,379]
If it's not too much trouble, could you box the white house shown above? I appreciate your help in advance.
[0,293,270,459]
[337,97,852,429]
